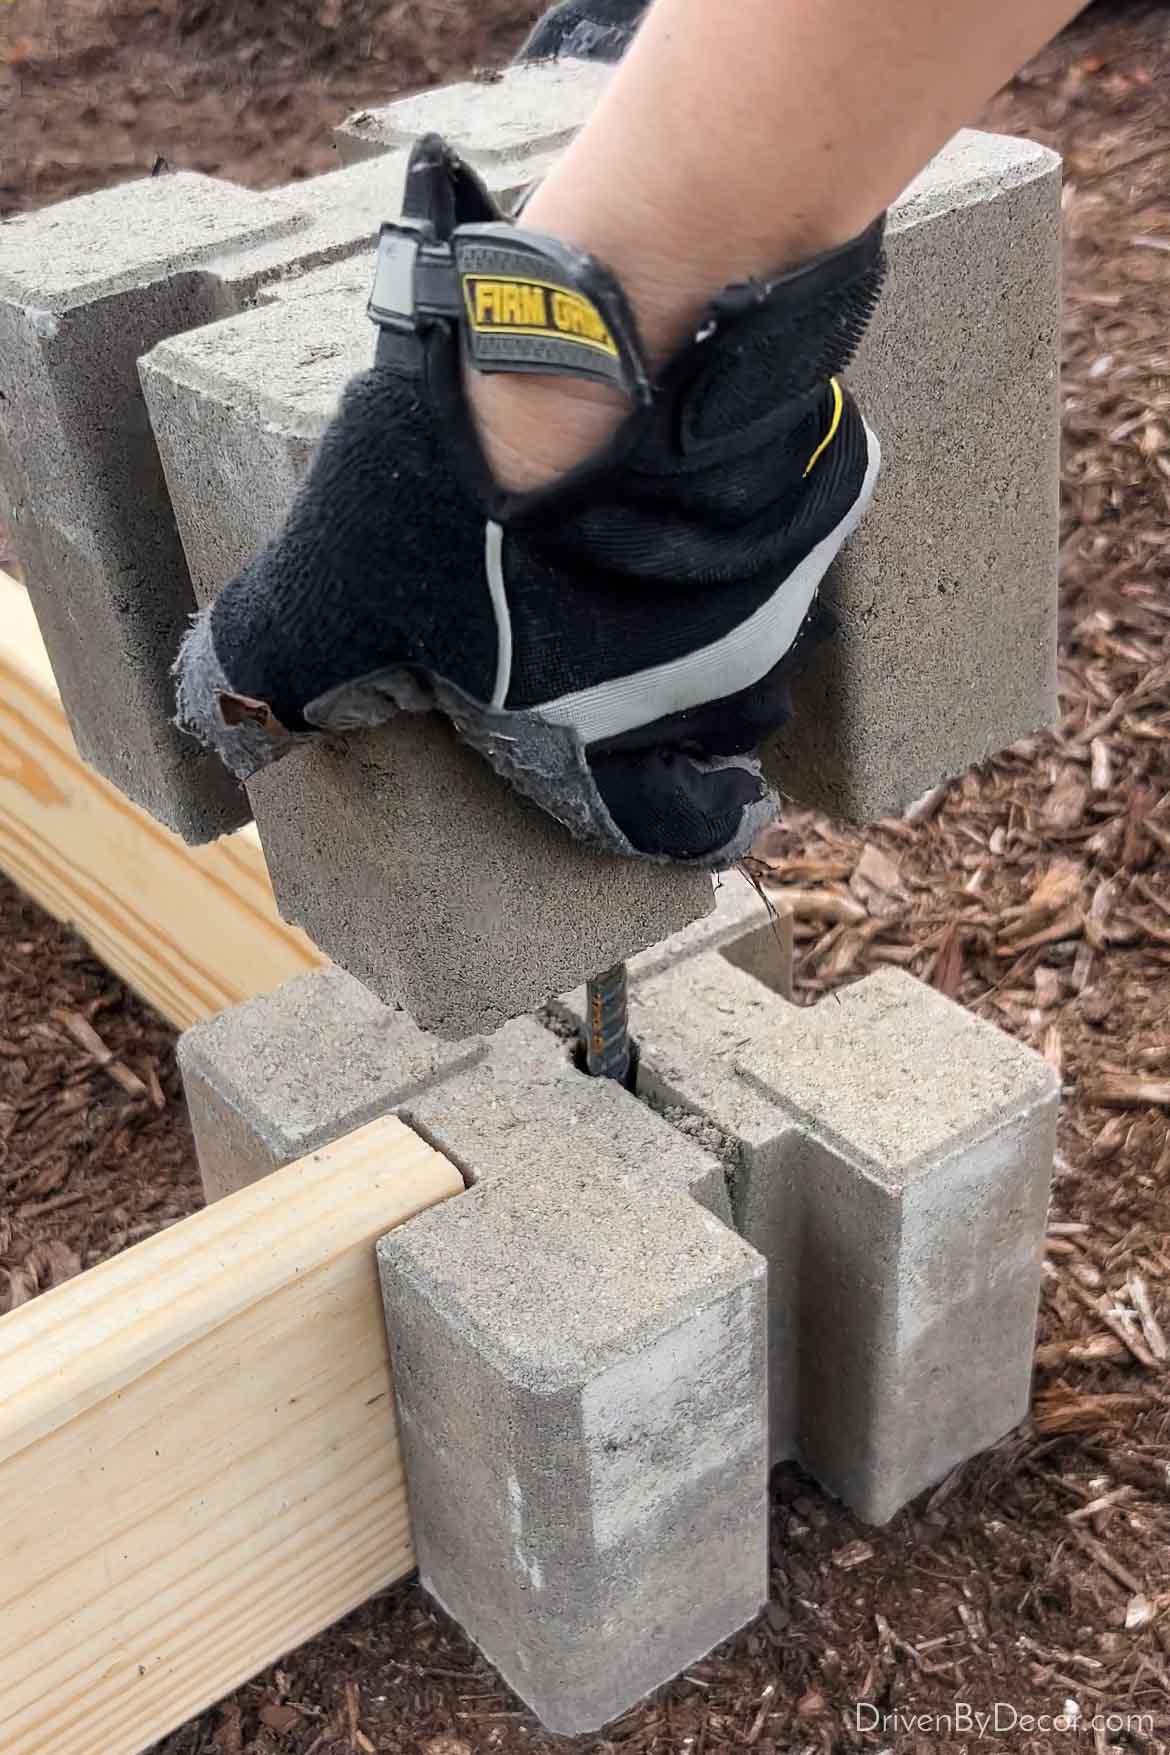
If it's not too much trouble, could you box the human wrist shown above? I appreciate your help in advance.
[465,211,705,493]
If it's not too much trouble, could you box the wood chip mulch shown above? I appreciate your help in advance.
[3,3,1170,1752]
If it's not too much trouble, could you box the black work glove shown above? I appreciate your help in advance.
[175,136,884,864]
[518,0,651,62]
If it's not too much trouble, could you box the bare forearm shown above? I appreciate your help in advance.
[476,0,1084,486]
[526,0,1084,357]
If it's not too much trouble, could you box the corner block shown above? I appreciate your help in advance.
[632,956,1058,1523]
[177,969,768,1735]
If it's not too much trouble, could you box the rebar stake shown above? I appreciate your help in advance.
[583,961,631,1083]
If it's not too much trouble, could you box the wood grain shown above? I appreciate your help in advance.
[0,1115,462,1755]
[0,569,324,1029]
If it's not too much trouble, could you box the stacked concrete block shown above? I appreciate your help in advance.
[141,264,712,1036]
[1,59,1060,1039]
[334,79,1062,822]
[0,174,297,837]
[181,900,1056,1724]
[335,57,614,168]
[179,983,769,1734]
[0,154,426,836]
[766,130,1062,818]
[630,957,1059,1523]
[178,964,483,1202]
[0,56,601,840]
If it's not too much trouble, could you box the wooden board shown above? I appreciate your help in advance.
[0,1115,462,1755]
[0,569,323,1029]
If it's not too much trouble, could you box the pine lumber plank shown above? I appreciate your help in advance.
[0,568,323,1028]
[0,1115,462,1755]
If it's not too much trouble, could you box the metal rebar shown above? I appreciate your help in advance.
[583,961,631,1082]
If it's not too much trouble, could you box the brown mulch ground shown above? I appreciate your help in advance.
[4,2,1170,1752]
[0,0,539,215]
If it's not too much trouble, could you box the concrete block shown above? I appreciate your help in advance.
[178,977,767,1732]
[0,175,290,837]
[177,964,481,1202]
[141,270,712,1038]
[335,57,614,167]
[632,957,1058,1522]
[0,142,545,839]
[331,115,1061,825]
[548,867,794,1038]
[766,129,1062,819]
[383,1017,767,1733]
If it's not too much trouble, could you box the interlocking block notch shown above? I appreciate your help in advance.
[141,263,712,1036]
[633,957,1059,1523]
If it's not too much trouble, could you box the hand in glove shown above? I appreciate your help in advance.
[175,135,884,864]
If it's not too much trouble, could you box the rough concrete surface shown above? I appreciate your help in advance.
[384,1017,767,1734]
[766,129,1062,820]
[335,57,613,165]
[0,65,580,840]
[181,969,768,1734]
[633,957,1058,1520]
[143,273,712,1037]
[178,964,481,1201]
[549,869,794,1038]
[182,932,1056,1726]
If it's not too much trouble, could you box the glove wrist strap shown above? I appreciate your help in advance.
[368,216,653,401]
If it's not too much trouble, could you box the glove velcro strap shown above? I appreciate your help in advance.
[368,218,651,401]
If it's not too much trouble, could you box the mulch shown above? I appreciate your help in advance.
[0,0,539,214]
[3,1,1170,1752]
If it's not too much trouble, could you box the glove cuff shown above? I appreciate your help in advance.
[367,136,885,431]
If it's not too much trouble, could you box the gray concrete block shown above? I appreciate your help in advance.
[177,964,481,1202]
[632,957,1058,1523]
[0,143,535,840]
[142,272,712,1038]
[335,58,614,166]
[766,129,1062,820]
[0,166,395,837]
[180,974,766,1731]
[382,1017,767,1733]
[0,175,290,837]
[548,867,794,1038]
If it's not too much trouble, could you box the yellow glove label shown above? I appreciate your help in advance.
[462,275,618,360]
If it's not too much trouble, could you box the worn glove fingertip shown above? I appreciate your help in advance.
[173,606,297,781]
[590,747,779,866]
